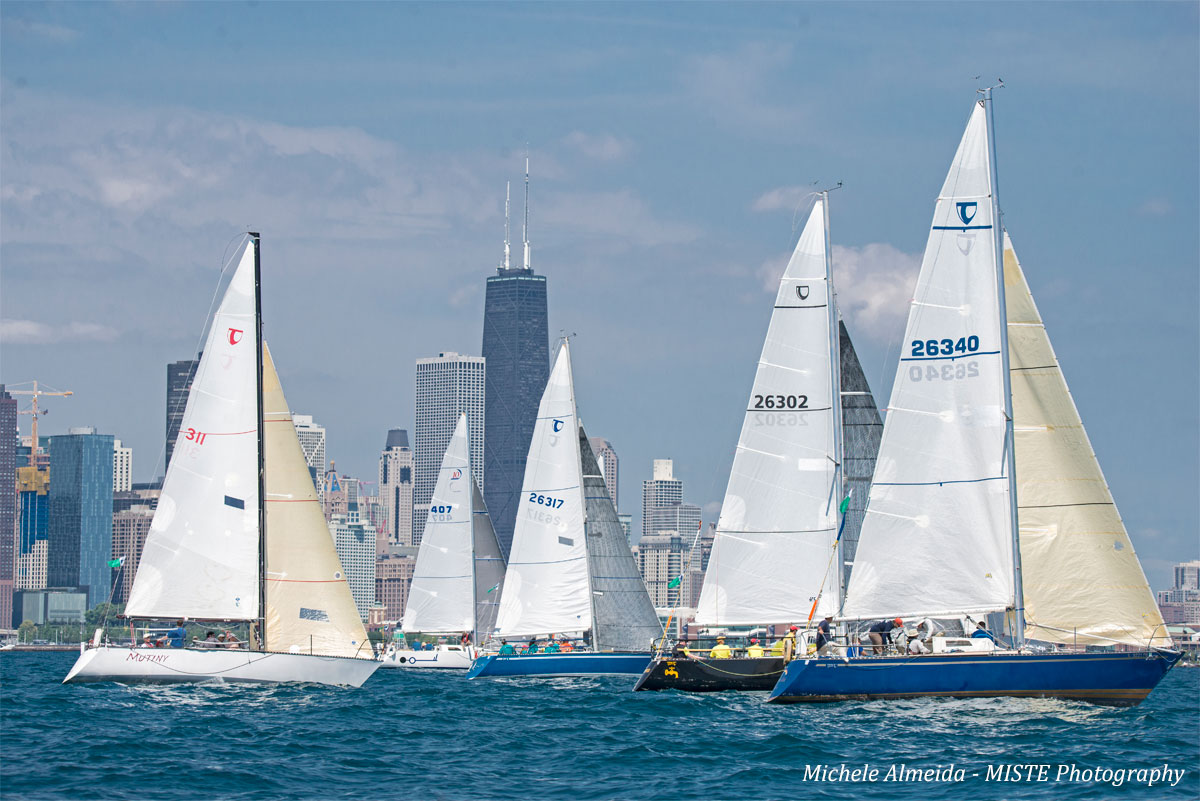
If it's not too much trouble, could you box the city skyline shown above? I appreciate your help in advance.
[1,3,1196,589]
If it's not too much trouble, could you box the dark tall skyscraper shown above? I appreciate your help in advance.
[47,429,114,608]
[165,357,199,473]
[482,165,549,556]
[0,386,18,628]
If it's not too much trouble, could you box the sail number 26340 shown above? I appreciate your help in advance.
[528,493,565,509]
[911,336,980,357]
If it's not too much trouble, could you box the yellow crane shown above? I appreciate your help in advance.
[8,381,74,462]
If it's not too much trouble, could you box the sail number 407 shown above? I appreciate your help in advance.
[753,394,808,409]
[528,493,564,509]
[911,336,980,357]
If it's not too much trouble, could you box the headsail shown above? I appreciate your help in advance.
[1005,235,1166,647]
[838,320,884,590]
[695,199,840,626]
[125,241,260,621]
[581,427,662,651]
[262,344,370,658]
[471,480,507,642]
[403,413,481,635]
[494,341,591,637]
[843,101,1015,620]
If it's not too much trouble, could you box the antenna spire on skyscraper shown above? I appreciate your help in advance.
[502,181,511,271]
[522,146,531,271]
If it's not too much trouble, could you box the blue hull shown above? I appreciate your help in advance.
[767,650,1181,706]
[466,652,651,679]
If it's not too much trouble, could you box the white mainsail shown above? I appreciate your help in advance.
[125,243,260,621]
[494,341,591,637]
[403,413,481,635]
[1005,236,1166,647]
[695,199,840,626]
[843,101,1015,620]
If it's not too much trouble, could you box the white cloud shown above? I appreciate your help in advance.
[563,131,635,162]
[756,242,920,343]
[752,185,817,213]
[539,189,701,247]
[680,43,811,140]
[1136,197,1172,216]
[1,319,118,344]
[3,19,81,43]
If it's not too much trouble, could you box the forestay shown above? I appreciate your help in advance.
[125,242,260,621]
[262,344,370,658]
[695,199,840,626]
[494,341,591,637]
[403,414,478,635]
[843,101,1015,620]
[1004,236,1166,647]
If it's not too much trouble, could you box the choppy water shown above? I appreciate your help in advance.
[2,652,1196,800]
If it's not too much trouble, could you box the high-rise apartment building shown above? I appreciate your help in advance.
[376,550,418,623]
[47,428,114,608]
[165,357,199,472]
[111,506,154,604]
[647,502,702,540]
[1158,561,1200,625]
[589,437,619,510]
[642,459,683,538]
[328,504,376,622]
[0,386,17,627]
[112,439,132,493]
[16,466,50,590]
[414,353,485,544]
[481,172,549,558]
[292,414,327,500]
[379,429,414,547]
[1175,561,1200,591]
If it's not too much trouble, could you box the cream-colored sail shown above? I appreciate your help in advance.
[1005,238,1166,647]
[262,344,371,658]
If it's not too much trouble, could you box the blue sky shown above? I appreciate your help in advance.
[2,2,1196,588]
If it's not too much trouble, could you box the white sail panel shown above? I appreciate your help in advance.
[1005,237,1167,647]
[843,102,1015,620]
[494,342,591,637]
[471,480,507,643]
[695,199,839,625]
[126,243,260,621]
[262,345,371,658]
[402,414,476,634]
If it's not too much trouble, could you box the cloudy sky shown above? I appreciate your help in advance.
[2,2,1196,587]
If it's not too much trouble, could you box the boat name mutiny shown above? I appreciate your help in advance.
[801,763,1187,788]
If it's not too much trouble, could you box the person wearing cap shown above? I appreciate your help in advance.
[709,635,732,659]
[746,638,765,658]
[906,629,930,654]
[815,615,834,655]
[497,639,516,655]
[868,618,904,654]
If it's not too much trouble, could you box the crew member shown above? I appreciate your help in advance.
[868,618,904,654]
[747,638,765,658]
[709,635,732,659]
[815,615,834,655]
[971,621,997,642]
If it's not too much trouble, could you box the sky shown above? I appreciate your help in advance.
[1,2,1196,589]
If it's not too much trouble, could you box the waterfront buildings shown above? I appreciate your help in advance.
[0,386,16,627]
[15,466,50,591]
[46,428,114,608]
[11,588,87,628]
[590,437,619,510]
[414,352,485,544]
[328,503,376,622]
[633,524,715,610]
[1158,560,1200,625]
[112,439,132,493]
[292,414,327,500]
[111,505,153,604]
[647,502,702,541]
[376,550,418,623]
[165,357,199,471]
[642,459,684,538]
[379,429,414,547]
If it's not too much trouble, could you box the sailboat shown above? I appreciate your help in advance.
[381,413,506,669]
[768,94,1179,705]
[64,235,379,687]
[635,196,883,692]
[467,340,663,678]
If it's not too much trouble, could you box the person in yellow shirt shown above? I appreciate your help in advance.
[746,638,765,658]
[709,635,732,659]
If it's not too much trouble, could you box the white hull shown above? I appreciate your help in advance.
[380,644,475,670]
[63,646,380,687]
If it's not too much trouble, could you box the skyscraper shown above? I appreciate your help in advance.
[589,437,619,510]
[292,414,327,500]
[165,357,199,472]
[112,439,132,493]
[379,429,414,547]
[16,466,50,590]
[0,386,17,627]
[47,428,114,608]
[642,459,683,538]
[482,163,549,557]
[327,503,376,622]
[414,353,485,544]
[111,505,153,604]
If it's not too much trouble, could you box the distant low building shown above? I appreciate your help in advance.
[12,588,88,628]
[1158,560,1200,625]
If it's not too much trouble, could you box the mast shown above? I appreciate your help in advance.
[981,87,1025,649]
[469,425,480,647]
[502,182,511,271]
[250,231,266,650]
[821,187,846,609]
[522,150,531,271]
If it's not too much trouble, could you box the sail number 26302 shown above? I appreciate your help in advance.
[752,394,808,410]
[528,493,564,509]
[911,336,980,357]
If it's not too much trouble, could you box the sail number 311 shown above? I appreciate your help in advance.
[911,336,979,357]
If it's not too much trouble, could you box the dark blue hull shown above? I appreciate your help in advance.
[466,651,651,679]
[767,650,1181,706]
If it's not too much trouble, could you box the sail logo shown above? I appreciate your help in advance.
[957,233,975,255]
[450,469,462,480]
[796,285,810,300]
[956,202,978,226]
[552,419,565,433]
[227,328,244,345]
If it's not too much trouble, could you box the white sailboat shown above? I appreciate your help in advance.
[65,235,379,687]
[468,340,662,678]
[382,413,506,669]
[769,94,1177,705]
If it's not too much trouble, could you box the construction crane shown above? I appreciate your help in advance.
[8,380,74,463]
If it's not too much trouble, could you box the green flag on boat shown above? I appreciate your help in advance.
[487,583,500,594]
[107,557,124,568]
[667,575,682,589]
[839,495,851,515]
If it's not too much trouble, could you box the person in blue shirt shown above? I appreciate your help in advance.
[166,621,187,649]
[868,618,904,654]
[971,621,997,642]
[543,635,561,653]
[497,639,516,655]
[526,638,539,654]
[815,615,834,654]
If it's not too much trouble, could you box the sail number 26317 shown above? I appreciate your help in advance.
[528,493,564,509]
[911,336,980,357]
